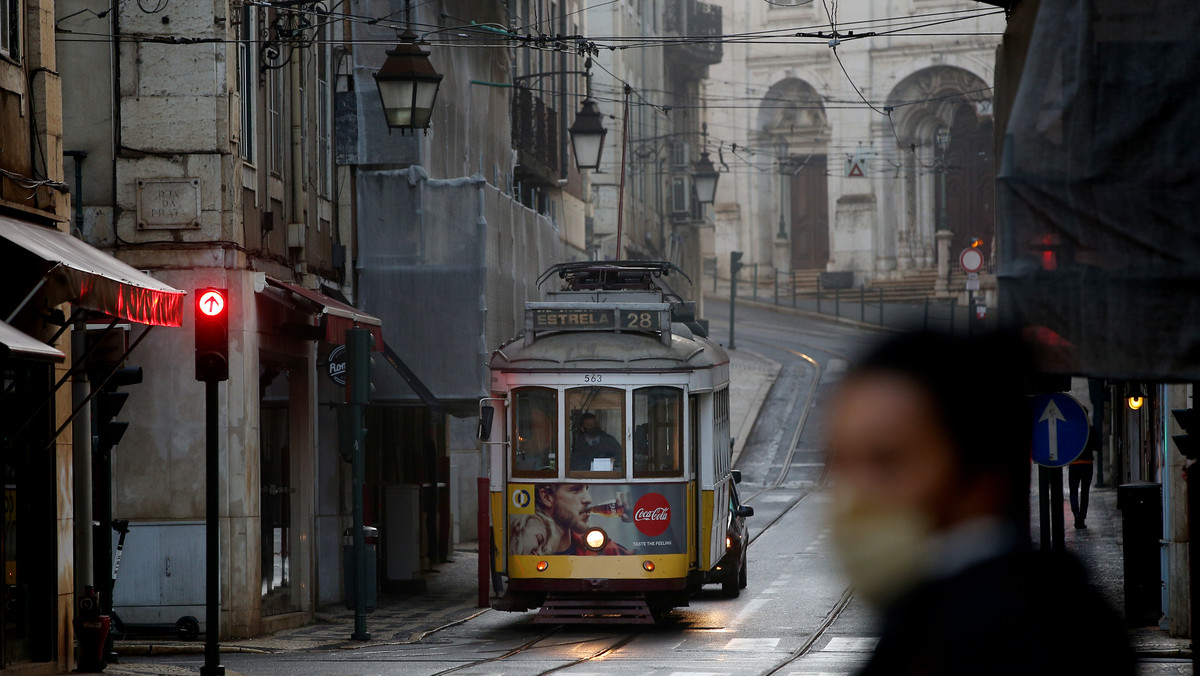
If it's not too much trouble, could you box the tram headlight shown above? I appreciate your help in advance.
[726,536,733,550]
[585,528,607,551]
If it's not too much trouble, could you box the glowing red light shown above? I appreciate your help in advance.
[1041,250,1057,271]
[198,290,226,317]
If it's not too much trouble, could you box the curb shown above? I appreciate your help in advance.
[114,643,272,656]
[730,348,780,467]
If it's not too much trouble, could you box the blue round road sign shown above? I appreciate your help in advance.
[1030,393,1090,468]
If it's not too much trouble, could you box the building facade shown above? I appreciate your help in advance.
[3,1,190,672]
[57,0,374,638]
[705,0,1003,299]
[337,0,586,585]
[587,0,722,301]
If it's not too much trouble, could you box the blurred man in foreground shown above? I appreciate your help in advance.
[826,330,1133,676]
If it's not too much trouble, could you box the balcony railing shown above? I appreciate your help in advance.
[511,86,560,179]
[663,0,723,66]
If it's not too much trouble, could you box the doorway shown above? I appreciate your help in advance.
[935,103,995,258]
[1,361,54,667]
[260,363,296,616]
[791,155,830,270]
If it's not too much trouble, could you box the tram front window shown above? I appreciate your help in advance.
[567,387,625,477]
[634,387,683,477]
[513,388,557,477]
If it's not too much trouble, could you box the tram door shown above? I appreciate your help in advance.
[689,394,701,570]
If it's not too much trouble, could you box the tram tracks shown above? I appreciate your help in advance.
[425,625,640,676]
[733,336,860,673]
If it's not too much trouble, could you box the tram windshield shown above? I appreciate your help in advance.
[512,387,558,477]
[634,387,683,477]
[567,386,625,477]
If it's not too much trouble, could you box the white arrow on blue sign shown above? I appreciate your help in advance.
[1030,393,1090,468]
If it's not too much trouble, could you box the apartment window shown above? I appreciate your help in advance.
[1,0,18,60]
[238,6,258,163]
[316,22,332,198]
[670,176,690,214]
[670,142,690,169]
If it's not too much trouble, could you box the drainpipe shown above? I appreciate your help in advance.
[291,53,305,269]
[72,323,94,595]
[66,150,93,597]
[64,151,88,237]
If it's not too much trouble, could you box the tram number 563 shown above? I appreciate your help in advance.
[583,374,603,383]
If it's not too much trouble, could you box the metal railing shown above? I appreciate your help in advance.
[712,265,973,334]
[511,87,559,175]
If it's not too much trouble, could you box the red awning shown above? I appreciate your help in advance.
[0,216,185,327]
[0,320,65,362]
[261,276,383,350]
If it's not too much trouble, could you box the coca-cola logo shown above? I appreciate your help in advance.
[633,492,671,536]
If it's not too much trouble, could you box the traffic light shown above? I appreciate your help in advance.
[194,288,229,382]
[730,250,744,276]
[94,367,143,456]
[1172,408,1200,459]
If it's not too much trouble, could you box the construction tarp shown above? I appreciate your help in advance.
[997,0,1200,380]
[355,167,578,407]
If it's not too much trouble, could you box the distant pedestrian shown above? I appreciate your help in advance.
[1069,433,1097,529]
[825,330,1134,676]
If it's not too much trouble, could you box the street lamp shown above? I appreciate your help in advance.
[935,126,951,232]
[569,98,607,171]
[692,123,719,205]
[776,140,789,239]
[374,30,443,131]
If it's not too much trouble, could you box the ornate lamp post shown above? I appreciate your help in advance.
[777,140,790,239]
[936,126,951,232]
[374,30,443,131]
[568,98,607,171]
[692,124,720,205]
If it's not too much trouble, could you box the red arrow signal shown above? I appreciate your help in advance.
[199,290,226,317]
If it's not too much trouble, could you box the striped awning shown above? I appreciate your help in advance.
[0,216,185,327]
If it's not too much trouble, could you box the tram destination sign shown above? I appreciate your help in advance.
[531,308,662,332]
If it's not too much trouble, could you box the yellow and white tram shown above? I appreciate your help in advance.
[480,262,753,622]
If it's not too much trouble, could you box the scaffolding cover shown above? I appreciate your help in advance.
[356,168,577,407]
[997,0,1200,380]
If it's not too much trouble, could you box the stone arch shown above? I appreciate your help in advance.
[884,66,995,270]
[757,77,827,137]
[757,77,830,271]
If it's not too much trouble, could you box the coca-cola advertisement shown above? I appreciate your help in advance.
[507,482,686,556]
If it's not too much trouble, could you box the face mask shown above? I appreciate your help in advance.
[827,490,934,609]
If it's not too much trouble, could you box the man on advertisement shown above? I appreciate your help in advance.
[536,483,632,555]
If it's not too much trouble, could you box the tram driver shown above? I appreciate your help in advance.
[570,412,623,472]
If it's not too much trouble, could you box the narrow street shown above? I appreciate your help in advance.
[113,302,1189,675]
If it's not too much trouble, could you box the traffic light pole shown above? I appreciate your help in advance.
[729,274,737,350]
[729,251,743,350]
[347,329,371,641]
[201,378,224,676]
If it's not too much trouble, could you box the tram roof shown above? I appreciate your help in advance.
[489,325,728,372]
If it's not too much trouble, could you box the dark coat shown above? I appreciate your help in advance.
[860,548,1134,676]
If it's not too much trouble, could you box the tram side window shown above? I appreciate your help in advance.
[634,387,683,478]
[513,388,558,477]
[566,386,625,477]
